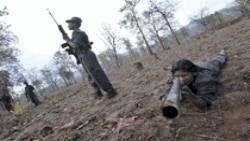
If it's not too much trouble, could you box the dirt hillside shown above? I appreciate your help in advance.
[1,16,250,141]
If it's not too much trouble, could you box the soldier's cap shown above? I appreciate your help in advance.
[66,17,82,24]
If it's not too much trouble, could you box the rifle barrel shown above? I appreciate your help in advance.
[46,8,59,25]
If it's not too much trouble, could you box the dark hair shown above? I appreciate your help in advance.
[171,59,197,74]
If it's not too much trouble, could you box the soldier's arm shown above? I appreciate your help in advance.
[65,31,80,48]
[194,81,218,109]
[66,40,78,48]
[31,85,35,90]
[70,31,90,49]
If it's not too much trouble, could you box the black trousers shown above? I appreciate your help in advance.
[4,102,13,111]
[77,50,114,94]
[28,93,40,106]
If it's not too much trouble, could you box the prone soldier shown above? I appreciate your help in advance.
[161,50,227,119]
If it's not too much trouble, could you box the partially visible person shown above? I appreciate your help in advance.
[163,50,227,110]
[0,92,14,112]
[24,81,41,106]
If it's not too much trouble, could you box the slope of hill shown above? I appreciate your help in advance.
[1,16,250,141]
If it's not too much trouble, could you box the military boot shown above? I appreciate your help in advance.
[95,90,103,99]
[107,89,117,99]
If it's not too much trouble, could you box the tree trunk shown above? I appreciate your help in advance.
[156,31,165,50]
[126,46,137,60]
[133,11,155,57]
[163,15,181,45]
[60,74,68,86]
[112,46,120,68]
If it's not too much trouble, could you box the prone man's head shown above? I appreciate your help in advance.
[171,59,196,85]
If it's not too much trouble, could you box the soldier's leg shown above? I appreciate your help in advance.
[89,68,117,99]
[211,50,227,70]
[4,102,13,112]
[29,95,36,105]
[33,94,41,105]
[83,63,103,99]
[88,74,103,99]
[79,51,117,99]
[86,55,117,99]
[204,50,227,73]
[30,94,39,106]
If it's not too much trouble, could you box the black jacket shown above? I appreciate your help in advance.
[188,54,227,109]
[187,67,220,108]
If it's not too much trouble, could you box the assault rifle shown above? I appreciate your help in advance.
[46,9,80,64]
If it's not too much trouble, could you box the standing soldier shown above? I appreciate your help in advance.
[24,81,41,106]
[62,16,117,99]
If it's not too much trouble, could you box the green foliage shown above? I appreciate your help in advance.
[51,98,59,104]
[214,11,223,25]
[11,103,27,115]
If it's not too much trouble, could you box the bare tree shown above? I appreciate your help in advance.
[143,10,168,50]
[98,23,121,68]
[135,38,148,57]
[190,7,210,30]
[147,0,181,45]
[40,66,59,90]
[179,27,190,41]
[120,37,138,60]
[53,51,77,85]
[97,49,116,71]
[58,66,75,85]
[119,0,157,58]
